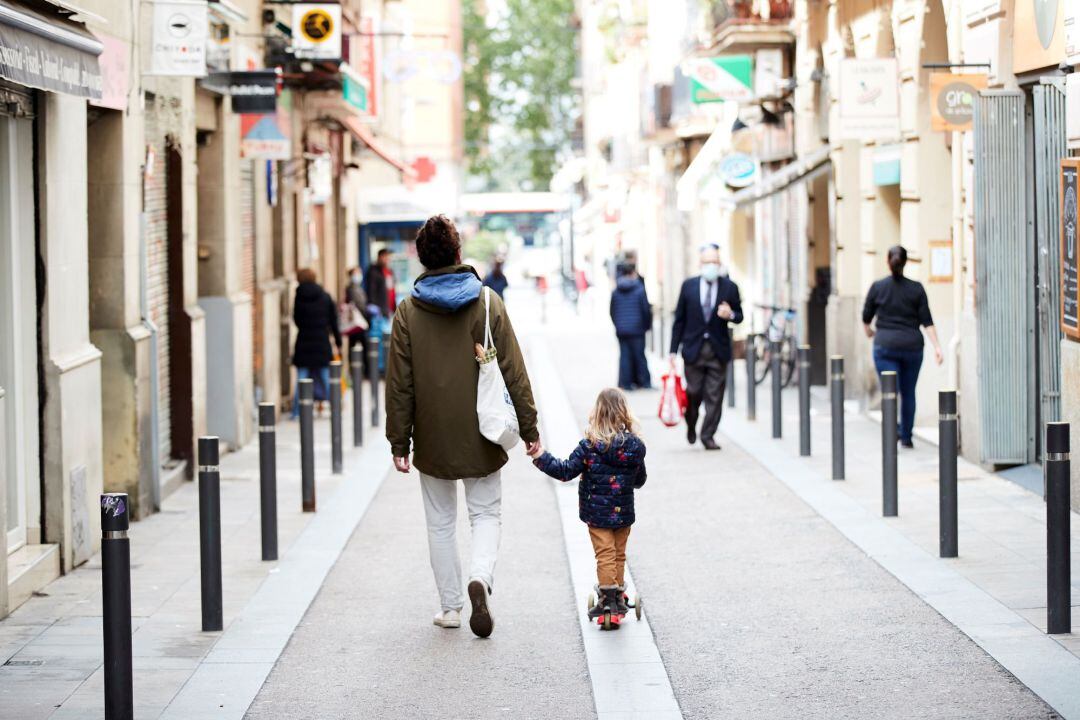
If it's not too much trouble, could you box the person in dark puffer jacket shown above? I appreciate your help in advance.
[529,388,647,621]
[609,263,652,390]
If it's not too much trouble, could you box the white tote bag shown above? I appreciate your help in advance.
[476,288,520,450]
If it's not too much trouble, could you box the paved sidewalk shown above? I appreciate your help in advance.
[0,394,387,719]
[539,296,1054,719]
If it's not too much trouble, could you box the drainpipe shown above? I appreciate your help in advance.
[139,212,162,511]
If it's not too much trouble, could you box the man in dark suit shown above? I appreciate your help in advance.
[669,244,743,450]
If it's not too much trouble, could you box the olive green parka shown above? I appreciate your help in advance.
[385,264,539,479]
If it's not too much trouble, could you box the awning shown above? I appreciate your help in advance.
[0,0,102,98]
[675,101,739,212]
[340,114,418,180]
[718,143,832,209]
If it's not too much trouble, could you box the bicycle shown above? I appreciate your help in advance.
[750,304,798,388]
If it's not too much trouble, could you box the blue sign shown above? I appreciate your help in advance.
[719,153,758,188]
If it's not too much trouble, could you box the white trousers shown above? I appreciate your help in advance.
[419,470,502,612]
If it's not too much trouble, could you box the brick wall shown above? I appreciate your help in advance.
[144,106,172,461]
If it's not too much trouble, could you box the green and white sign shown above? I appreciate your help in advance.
[344,75,370,113]
[685,55,753,104]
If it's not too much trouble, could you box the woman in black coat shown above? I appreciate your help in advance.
[291,268,341,418]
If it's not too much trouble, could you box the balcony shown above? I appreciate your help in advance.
[711,0,795,55]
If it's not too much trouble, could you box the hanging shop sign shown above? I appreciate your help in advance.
[1013,0,1065,73]
[342,16,378,119]
[718,153,758,188]
[872,144,901,186]
[241,88,291,159]
[1061,158,1080,339]
[837,58,899,141]
[291,3,341,61]
[683,55,753,104]
[149,0,207,76]
[0,4,102,98]
[207,70,277,113]
[930,73,987,132]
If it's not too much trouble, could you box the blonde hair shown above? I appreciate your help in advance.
[585,388,640,447]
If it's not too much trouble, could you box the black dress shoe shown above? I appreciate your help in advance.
[702,438,721,450]
[687,425,697,445]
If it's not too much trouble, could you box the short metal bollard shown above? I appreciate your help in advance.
[299,379,316,512]
[939,390,958,558]
[351,345,364,447]
[367,334,381,428]
[830,356,845,480]
[881,371,898,517]
[798,345,811,456]
[258,403,278,562]
[770,339,782,439]
[726,327,736,409]
[746,334,756,422]
[101,493,133,720]
[329,360,343,475]
[1046,422,1072,634]
[198,437,223,631]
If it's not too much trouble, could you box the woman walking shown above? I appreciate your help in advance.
[291,268,341,418]
[862,245,943,448]
[385,215,540,638]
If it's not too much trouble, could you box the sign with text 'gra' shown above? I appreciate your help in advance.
[930,73,987,132]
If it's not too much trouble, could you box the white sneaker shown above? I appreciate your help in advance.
[433,609,461,629]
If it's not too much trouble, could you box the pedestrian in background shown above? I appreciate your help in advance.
[862,245,943,449]
[482,255,509,298]
[385,215,540,638]
[609,263,652,390]
[364,247,396,319]
[528,388,647,624]
[341,266,369,365]
[291,268,341,419]
[669,244,742,451]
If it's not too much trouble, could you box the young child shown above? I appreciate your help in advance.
[528,388,647,621]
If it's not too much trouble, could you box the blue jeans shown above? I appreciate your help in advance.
[617,335,651,390]
[291,366,331,419]
[872,346,923,443]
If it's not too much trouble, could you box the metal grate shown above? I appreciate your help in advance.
[973,92,1029,465]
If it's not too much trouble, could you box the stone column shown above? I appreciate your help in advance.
[38,93,104,571]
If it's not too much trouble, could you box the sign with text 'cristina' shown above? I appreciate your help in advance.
[149,0,207,76]
[837,58,899,141]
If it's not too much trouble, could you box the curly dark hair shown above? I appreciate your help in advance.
[415,215,461,269]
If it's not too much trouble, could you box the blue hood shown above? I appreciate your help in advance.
[616,276,640,292]
[411,271,483,312]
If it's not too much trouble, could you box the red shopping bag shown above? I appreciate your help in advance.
[658,370,686,427]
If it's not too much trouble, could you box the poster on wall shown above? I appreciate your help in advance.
[929,73,988,131]
[837,58,900,141]
[149,0,207,76]
[1012,0,1065,73]
[1061,159,1080,339]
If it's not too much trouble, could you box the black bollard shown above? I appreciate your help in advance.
[939,391,958,558]
[367,334,381,428]
[727,327,736,409]
[746,333,756,421]
[299,379,316,512]
[329,360,343,475]
[101,493,133,720]
[1046,422,1071,634]
[798,345,811,456]
[771,339,782,439]
[198,437,223,631]
[830,356,845,480]
[881,371,898,517]
[258,403,278,562]
[351,344,364,447]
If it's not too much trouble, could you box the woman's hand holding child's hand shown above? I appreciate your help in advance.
[526,441,544,459]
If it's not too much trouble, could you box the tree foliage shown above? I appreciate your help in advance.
[463,0,578,191]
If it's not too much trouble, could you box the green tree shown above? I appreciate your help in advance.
[463,0,578,191]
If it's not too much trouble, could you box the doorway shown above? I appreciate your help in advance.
[0,108,40,552]
[166,141,193,470]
